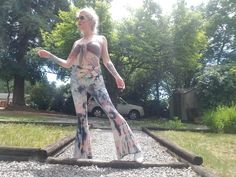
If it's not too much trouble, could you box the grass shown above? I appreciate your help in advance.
[0,114,49,121]
[127,117,207,129]
[0,124,75,148]
[155,131,236,177]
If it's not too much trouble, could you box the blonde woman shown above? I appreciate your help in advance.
[38,7,143,162]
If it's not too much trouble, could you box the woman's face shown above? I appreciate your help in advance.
[76,11,92,33]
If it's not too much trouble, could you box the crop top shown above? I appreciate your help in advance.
[74,41,101,58]
[72,40,101,65]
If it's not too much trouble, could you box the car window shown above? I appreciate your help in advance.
[118,97,127,104]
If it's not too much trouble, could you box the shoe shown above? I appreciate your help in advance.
[134,152,144,163]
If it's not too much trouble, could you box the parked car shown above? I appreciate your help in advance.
[88,97,144,120]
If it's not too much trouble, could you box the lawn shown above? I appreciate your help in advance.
[0,111,75,122]
[127,117,208,130]
[0,124,75,147]
[155,131,236,177]
[0,113,49,121]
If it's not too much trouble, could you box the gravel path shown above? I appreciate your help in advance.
[0,161,199,177]
[57,129,178,163]
[0,129,200,177]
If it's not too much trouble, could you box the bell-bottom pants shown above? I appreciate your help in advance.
[71,71,142,159]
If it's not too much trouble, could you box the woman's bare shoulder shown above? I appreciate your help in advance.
[74,38,82,45]
[95,35,106,41]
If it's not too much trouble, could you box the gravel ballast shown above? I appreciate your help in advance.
[0,129,200,177]
[57,129,178,163]
[0,161,199,177]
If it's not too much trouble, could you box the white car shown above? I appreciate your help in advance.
[88,97,144,120]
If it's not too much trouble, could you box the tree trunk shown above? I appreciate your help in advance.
[155,81,160,115]
[13,74,25,106]
[6,80,11,105]
[12,34,28,107]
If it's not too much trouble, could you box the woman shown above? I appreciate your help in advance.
[38,7,143,162]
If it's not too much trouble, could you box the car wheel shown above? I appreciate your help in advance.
[128,110,140,120]
[92,107,104,117]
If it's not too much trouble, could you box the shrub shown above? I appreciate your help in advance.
[203,105,236,133]
[29,83,55,110]
[195,66,236,110]
[165,117,184,129]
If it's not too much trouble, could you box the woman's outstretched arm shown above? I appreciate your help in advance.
[38,41,81,68]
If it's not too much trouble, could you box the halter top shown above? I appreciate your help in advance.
[72,40,101,67]
[71,40,102,78]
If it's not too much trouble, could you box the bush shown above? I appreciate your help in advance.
[62,95,76,115]
[203,105,236,133]
[164,117,184,129]
[142,100,169,118]
[195,66,236,110]
[29,83,55,110]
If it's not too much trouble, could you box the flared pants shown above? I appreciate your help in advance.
[70,67,141,159]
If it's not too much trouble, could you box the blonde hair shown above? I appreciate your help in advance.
[77,7,99,34]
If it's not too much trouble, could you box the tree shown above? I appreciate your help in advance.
[0,50,14,104]
[203,0,236,65]
[0,0,69,106]
[29,82,55,110]
[111,0,172,103]
[170,0,208,89]
[194,0,236,110]
[195,65,236,109]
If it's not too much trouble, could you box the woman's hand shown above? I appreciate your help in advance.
[116,76,125,90]
[37,49,52,59]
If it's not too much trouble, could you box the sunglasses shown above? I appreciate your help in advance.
[76,15,86,21]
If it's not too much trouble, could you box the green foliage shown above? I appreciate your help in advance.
[112,0,172,103]
[203,105,236,133]
[29,82,55,110]
[196,0,236,115]
[165,116,185,129]
[203,0,236,65]
[29,82,76,115]
[170,0,208,89]
[0,79,13,93]
[51,84,76,115]
[0,0,233,116]
[0,0,70,105]
[195,65,236,109]
[41,7,80,58]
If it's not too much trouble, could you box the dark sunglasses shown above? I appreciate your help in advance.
[76,16,86,21]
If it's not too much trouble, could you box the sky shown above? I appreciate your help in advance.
[47,0,208,86]
[110,0,208,20]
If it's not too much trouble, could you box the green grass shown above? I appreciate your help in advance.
[155,131,236,177]
[127,118,207,129]
[0,124,75,148]
[0,113,49,121]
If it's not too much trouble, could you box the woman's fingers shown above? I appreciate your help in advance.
[116,78,125,89]
[38,50,50,58]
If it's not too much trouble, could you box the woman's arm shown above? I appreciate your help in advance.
[101,35,125,89]
[38,41,81,69]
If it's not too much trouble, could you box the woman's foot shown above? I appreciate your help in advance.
[134,152,144,163]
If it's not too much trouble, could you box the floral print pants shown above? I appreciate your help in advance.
[70,67,142,159]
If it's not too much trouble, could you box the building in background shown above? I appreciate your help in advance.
[169,88,200,122]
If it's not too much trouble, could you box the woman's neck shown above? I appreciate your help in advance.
[83,31,94,40]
